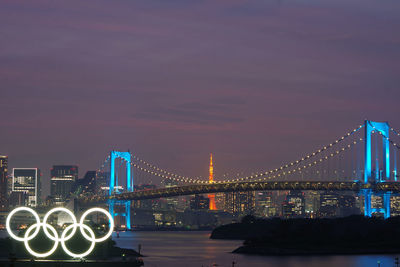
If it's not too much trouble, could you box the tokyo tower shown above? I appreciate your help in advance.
[208,153,216,210]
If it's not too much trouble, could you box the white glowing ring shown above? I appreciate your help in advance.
[6,207,41,242]
[79,208,114,242]
[24,223,59,258]
[61,223,96,258]
[43,207,77,241]
[6,207,114,258]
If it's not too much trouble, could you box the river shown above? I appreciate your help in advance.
[112,231,396,267]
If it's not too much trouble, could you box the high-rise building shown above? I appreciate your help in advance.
[50,165,78,204]
[190,195,210,210]
[391,196,400,216]
[339,194,359,217]
[72,171,96,196]
[95,170,110,196]
[0,155,8,210]
[12,168,41,206]
[214,192,225,210]
[319,192,339,217]
[282,191,305,218]
[256,191,277,217]
[164,178,179,210]
[208,154,216,210]
[134,184,157,209]
[224,191,256,214]
[304,191,320,215]
[282,201,296,218]
[369,195,386,217]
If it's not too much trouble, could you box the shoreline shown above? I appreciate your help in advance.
[120,227,213,232]
[232,245,400,256]
[0,258,144,266]
[211,215,400,257]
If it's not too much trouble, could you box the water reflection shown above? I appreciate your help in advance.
[112,231,398,267]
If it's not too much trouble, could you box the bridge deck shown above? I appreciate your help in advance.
[79,181,400,203]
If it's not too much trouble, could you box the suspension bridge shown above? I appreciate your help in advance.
[80,120,400,229]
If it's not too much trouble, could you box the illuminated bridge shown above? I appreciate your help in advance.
[85,120,400,228]
[83,181,400,202]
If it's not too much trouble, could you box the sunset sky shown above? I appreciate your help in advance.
[1,0,400,195]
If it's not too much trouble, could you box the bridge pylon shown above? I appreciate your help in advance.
[109,150,133,229]
[363,120,391,218]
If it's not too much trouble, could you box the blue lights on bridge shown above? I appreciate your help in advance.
[109,150,133,229]
[364,120,390,183]
[363,120,392,218]
[103,120,400,225]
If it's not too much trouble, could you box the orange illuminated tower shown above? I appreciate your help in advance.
[208,153,216,210]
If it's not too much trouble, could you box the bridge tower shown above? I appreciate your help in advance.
[109,150,133,229]
[363,120,391,218]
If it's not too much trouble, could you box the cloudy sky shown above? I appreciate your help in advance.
[1,0,400,195]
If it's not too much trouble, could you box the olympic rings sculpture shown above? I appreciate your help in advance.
[6,207,114,258]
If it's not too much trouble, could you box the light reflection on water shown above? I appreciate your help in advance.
[0,230,396,266]
[112,231,397,267]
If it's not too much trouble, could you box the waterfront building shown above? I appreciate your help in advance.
[153,210,177,227]
[319,191,339,217]
[190,195,210,210]
[371,195,383,217]
[50,165,78,204]
[304,191,320,215]
[134,184,157,209]
[255,191,277,217]
[214,192,225,210]
[73,171,96,196]
[391,196,400,216]
[176,196,191,212]
[12,168,41,206]
[281,191,305,218]
[163,178,179,210]
[132,209,156,227]
[224,191,256,214]
[339,194,359,217]
[282,201,295,218]
[0,155,8,210]
[95,170,110,195]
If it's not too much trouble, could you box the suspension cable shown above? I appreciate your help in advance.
[131,137,363,184]
[251,137,363,182]
[130,125,364,184]
[369,122,400,150]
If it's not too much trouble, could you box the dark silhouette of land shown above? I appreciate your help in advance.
[211,215,400,255]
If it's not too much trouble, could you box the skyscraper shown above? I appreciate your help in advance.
[282,191,305,218]
[134,184,157,209]
[72,171,96,196]
[224,191,256,214]
[50,165,78,204]
[256,191,277,217]
[208,153,216,210]
[339,194,358,217]
[95,170,110,196]
[164,178,179,210]
[319,191,339,217]
[12,168,41,206]
[0,155,8,210]
[190,195,210,210]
